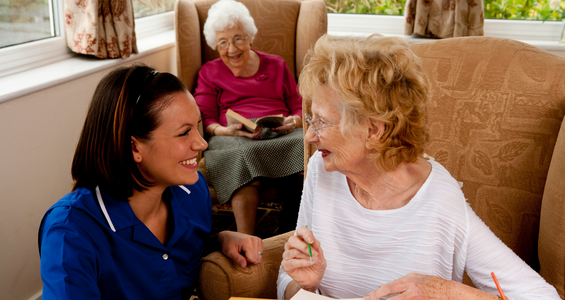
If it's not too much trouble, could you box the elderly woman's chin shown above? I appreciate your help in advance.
[177,163,201,185]
[319,154,354,174]
[221,54,250,77]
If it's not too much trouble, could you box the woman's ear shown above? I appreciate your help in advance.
[131,137,142,163]
[366,119,385,148]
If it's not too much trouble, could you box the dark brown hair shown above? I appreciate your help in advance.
[72,63,188,199]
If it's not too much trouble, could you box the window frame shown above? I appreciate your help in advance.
[328,13,565,43]
[0,0,175,78]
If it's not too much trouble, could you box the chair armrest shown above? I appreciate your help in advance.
[198,230,295,300]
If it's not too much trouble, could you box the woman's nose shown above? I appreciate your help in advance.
[194,131,208,151]
[304,125,319,145]
[227,42,238,52]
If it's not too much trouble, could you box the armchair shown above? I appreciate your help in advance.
[197,36,565,300]
[174,0,327,205]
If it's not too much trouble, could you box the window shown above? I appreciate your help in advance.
[0,0,175,78]
[324,0,564,21]
[0,0,60,49]
[133,0,175,18]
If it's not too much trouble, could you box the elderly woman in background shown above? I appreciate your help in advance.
[277,34,560,300]
[194,0,304,235]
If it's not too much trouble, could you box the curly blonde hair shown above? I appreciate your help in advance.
[299,34,429,171]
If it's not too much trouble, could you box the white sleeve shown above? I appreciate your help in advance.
[277,152,319,300]
[464,205,560,300]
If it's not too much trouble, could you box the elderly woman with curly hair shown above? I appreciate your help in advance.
[194,0,304,235]
[277,34,560,300]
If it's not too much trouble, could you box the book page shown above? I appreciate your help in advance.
[291,289,363,300]
[255,115,284,128]
[226,109,257,132]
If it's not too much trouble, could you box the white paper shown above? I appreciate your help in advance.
[290,289,363,300]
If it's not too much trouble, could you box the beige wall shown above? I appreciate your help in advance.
[0,46,177,300]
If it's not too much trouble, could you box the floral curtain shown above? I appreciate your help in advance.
[64,0,138,58]
[404,0,484,38]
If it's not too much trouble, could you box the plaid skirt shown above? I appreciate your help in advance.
[203,128,304,204]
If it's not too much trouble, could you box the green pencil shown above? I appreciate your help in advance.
[305,225,313,265]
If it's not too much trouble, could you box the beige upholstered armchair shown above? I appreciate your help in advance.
[197,36,565,300]
[174,0,327,204]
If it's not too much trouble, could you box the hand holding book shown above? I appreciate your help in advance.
[225,109,299,135]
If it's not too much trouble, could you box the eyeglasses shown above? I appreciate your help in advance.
[304,113,339,137]
[216,36,248,51]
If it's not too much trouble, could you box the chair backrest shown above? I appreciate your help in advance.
[302,36,565,297]
[175,0,327,93]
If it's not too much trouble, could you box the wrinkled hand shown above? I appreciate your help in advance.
[280,226,326,292]
[365,273,456,300]
[272,116,297,135]
[217,231,263,268]
[221,124,262,139]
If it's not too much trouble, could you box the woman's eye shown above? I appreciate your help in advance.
[179,129,190,136]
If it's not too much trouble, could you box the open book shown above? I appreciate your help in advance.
[226,109,285,132]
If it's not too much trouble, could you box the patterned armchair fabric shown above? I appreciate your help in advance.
[409,37,565,295]
[198,36,565,300]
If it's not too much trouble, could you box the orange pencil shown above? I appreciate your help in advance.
[491,272,506,300]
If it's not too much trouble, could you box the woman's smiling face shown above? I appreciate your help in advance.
[305,85,370,175]
[134,92,208,188]
[215,23,251,77]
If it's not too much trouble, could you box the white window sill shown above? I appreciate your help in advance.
[329,30,565,51]
[329,14,565,50]
[0,30,175,104]
[0,11,176,104]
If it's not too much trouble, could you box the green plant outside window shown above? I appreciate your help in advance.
[324,0,564,21]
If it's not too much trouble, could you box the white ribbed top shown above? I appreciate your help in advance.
[277,151,559,300]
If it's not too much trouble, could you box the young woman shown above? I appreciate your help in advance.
[39,64,262,299]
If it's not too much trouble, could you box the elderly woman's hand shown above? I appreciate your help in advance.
[215,123,262,139]
[364,273,499,300]
[217,230,263,269]
[272,116,298,135]
[281,226,327,293]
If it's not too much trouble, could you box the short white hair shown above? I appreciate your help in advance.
[203,0,258,50]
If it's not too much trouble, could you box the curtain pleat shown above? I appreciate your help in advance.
[404,0,484,38]
[65,0,138,58]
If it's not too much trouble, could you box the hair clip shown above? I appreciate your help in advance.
[135,70,159,106]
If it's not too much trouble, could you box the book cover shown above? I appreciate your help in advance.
[226,109,284,132]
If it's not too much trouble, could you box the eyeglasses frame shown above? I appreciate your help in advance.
[216,35,248,51]
[304,113,339,137]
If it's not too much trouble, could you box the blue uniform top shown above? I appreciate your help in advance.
[38,172,212,300]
